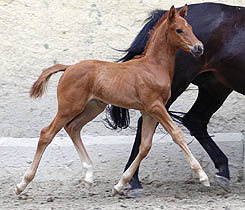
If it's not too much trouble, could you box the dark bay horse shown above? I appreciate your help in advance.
[16,5,209,195]
[106,2,245,191]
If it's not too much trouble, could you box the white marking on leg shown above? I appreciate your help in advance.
[83,162,93,183]
[16,169,34,194]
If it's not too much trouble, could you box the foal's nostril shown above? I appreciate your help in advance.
[198,45,204,54]
[192,45,204,56]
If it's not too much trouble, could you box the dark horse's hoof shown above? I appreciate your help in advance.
[126,188,144,198]
[127,178,144,198]
[215,174,230,191]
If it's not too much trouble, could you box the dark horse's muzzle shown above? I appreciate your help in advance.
[191,44,204,57]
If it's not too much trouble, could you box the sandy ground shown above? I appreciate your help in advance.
[1,135,245,210]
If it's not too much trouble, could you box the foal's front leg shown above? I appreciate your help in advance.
[113,113,157,195]
[151,103,210,186]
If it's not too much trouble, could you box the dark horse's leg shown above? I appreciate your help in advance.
[182,72,232,189]
[124,116,144,189]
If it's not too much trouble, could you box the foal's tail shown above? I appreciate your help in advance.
[30,64,69,99]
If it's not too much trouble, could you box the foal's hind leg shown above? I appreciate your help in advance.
[16,113,72,195]
[64,99,106,186]
[113,113,157,195]
[16,95,90,195]
[150,103,210,186]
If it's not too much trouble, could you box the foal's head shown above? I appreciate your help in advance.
[167,5,204,57]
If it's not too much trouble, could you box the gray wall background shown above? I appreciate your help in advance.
[0,0,244,137]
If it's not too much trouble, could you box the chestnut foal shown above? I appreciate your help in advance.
[16,5,209,195]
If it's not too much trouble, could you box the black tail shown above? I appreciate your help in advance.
[104,105,130,129]
[168,110,186,124]
[105,9,166,129]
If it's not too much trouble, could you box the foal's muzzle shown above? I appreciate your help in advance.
[191,44,204,57]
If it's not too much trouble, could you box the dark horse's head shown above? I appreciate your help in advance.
[167,5,204,57]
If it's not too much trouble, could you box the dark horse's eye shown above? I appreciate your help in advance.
[176,29,183,34]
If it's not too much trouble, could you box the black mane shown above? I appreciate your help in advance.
[117,9,166,62]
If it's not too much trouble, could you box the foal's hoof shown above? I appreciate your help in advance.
[126,188,144,198]
[16,184,23,195]
[201,179,210,187]
[112,186,119,196]
[84,180,93,189]
[112,185,123,196]
[215,174,230,191]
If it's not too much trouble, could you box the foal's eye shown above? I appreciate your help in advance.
[176,29,183,34]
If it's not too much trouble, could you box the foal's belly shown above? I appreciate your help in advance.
[94,94,144,111]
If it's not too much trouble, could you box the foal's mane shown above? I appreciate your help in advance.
[141,12,168,56]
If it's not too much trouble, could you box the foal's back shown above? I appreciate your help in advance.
[58,58,150,110]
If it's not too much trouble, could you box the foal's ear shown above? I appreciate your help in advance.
[167,5,177,22]
[178,4,188,17]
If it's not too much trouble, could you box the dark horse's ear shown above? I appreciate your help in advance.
[167,5,176,22]
[178,4,188,17]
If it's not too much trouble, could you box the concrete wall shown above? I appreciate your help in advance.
[0,0,244,137]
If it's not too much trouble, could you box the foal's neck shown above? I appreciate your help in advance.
[144,20,177,79]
